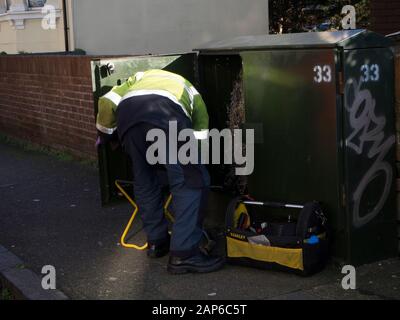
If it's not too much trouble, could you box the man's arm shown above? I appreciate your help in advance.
[95,72,144,148]
[191,92,209,140]
[95,90,120,149]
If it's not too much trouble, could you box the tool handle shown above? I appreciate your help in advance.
[242,200,304,210]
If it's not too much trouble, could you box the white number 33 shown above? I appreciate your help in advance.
[314,65,332,83]
[361,64,380,82]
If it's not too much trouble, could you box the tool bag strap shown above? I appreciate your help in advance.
[225,196,245,229]
[296,201,327,241]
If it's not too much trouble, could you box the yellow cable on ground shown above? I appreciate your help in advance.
[115,180,148,250]
[115,180,174,251]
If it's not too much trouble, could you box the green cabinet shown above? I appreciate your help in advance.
[91,30,398,265]
[197,29,397,265]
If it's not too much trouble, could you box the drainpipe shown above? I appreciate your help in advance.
[62,0,69,52]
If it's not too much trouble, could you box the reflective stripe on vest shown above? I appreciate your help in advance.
[104,91,122,106]
[96,123,117,135]
[193,129,209,140]
[136,73,197,111]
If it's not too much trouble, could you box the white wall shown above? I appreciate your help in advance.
[71,0,269,55]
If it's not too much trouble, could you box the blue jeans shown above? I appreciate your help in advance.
[122,122,210,258]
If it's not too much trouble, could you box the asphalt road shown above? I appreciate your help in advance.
[0,141,399,300]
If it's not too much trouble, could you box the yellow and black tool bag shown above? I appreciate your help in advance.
[225,197,329,276]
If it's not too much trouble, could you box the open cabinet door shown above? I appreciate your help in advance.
[91,53,198,205]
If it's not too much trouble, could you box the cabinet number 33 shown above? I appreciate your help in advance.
[314,65,332,83]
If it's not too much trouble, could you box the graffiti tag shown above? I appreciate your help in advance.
[345,78,395,228]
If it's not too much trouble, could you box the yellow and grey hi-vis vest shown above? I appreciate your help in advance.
[96,69,209,140]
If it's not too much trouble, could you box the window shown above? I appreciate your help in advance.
[0,1,47,13]
[0,0,9,13]
[27,0,46,8]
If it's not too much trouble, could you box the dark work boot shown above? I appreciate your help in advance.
[167,252,225,274]
[147,236,170,259]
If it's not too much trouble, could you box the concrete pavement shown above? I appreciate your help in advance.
[0,141,399,300]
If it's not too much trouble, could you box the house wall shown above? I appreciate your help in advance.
[0,18,17,53]
[0,0,66,54]
[71,0,269,55]
[14,18,65,53]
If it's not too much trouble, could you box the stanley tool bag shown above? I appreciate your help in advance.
[225,197,329,276]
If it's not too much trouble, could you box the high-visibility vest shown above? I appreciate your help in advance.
[96,69,209,140]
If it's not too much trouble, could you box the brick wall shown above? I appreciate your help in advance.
[0,55,97,159]
[371,0,400,35]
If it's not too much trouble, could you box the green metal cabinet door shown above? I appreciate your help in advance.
[91,53,198,205]
[342,48,397,265]
[241,49,344,248]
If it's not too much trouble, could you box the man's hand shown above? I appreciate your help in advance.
[95,136,102,149]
